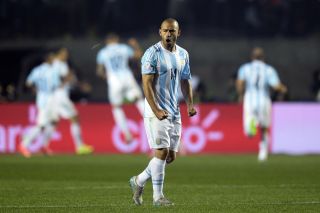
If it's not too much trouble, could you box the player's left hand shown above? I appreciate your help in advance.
[188,107,197,117]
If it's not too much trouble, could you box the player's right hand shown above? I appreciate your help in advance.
[155,110,168,120]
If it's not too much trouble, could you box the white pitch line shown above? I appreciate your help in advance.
[0,204,111,209]
[0,184,318,191]
[0,185,129,191]
[178,183,320,188]
[233,201,320,205]
[1,201,320,209]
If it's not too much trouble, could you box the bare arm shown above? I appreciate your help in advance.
[181,79,197,117]
[273,83,287,94]
[236,79,245,103]
[96,64,106,80]
[272,83,288,100]
[142,74,168,120]
[25,81,37,95]
[128,38,143,60]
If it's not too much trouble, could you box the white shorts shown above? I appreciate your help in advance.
[144,117,182,152]
[243,99,272,135]
[37,96,59,126]
[53,88,77,119]
[108,74,142,106]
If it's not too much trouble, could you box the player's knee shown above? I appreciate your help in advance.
[71,115,79,123]
[166,155,176,164]
[155,148,169,160]
[166,151,177,164]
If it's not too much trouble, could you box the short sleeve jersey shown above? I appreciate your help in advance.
[141,42,191,119]
[96,43,134,79]
[26,63,59,108]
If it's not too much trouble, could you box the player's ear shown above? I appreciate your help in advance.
[159,29,161,36]
[177,29,181,37]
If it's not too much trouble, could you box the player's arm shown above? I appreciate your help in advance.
[25,80,37,95]
[61,67,77,87]
[96,64,106,80]
[272,83,287,94]
[142,74,168,120]
[128,38,143,60]
[272,83,287,100]
[181,79,197,117]
[236,79,245,103]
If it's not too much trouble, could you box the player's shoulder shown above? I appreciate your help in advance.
[239,62,251,70]
[147,42,162,53]
[34,63,48,72]
[176,44,189,57]
[264,63,276,71]
[119,43,130,49]
[52,59,63,67]
[143,42,161,58]
[98,45,107,52]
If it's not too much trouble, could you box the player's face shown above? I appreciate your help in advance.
[159,21,180,50]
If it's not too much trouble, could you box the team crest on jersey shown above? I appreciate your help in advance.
[180,59,185,66]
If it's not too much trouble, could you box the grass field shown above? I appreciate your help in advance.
[0,154,320,212]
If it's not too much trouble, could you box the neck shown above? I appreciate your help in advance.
[161,41,175,52]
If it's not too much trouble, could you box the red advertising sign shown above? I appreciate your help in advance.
[0,103,259,154]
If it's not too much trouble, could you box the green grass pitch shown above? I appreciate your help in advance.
[0,154,319,212]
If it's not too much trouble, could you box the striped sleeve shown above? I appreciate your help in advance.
[96,49,104,65]
[237,64,247,80]
[181,51,191,80]
[141,46,157,75]
[267,66,280,87]
[26,67,38,85]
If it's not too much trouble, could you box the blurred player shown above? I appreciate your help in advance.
[129,18,197,206]
[96,33,144,143]
[19,52,59,157]
[236,47,287,162]
[50,47,93,154]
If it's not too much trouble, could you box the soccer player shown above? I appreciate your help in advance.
[96,34,144,143]
[236,47,287,162]
[51,47,93,154]
[19,52,59,157]
[129,18,197,206]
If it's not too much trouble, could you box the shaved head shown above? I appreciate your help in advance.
[159,18,180,51]
[160,18,179,30]
[251,47,265,61]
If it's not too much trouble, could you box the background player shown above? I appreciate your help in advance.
[96,33,144,143]
[129,18,197,206]
[236,47,287,162]
[19,52,59,157]
[50,47,93,154]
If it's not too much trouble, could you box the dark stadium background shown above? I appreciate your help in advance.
[1,1,320,212]
[1,0,319,103]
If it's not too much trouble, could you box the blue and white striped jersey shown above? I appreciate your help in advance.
[141,42,191,119]
[52,59,71,94]
[237,60,280,111]
[96,43,134,78]
[26,63,59,109]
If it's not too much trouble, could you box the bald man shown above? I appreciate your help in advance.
[129,18,197,206]
[236,47,287,162]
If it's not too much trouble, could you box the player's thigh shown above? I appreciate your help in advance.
[169,119,182,152]
[37,103,58,126]
[125,76,143,102]
[144,117,170,149]
[258,102,272,128]
[243,108,256,135]
[56,95,77,119]
[37,108,49,126]
[108,83,124,105]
